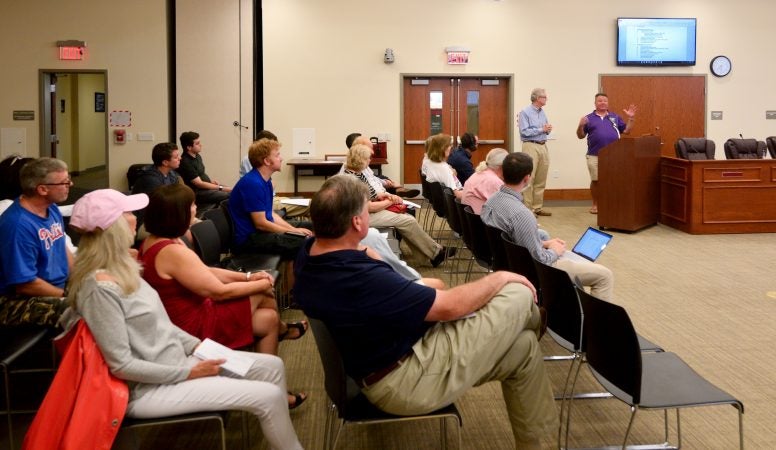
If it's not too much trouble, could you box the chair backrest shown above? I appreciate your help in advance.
[454,198,472,249]
[442,188,462,234]
[126,163,152,192]
[532,261,583,351]
[426,181,446,218]
[723,138,766,159]
[463,205,492,266]
[674,138,715,160]
[500,232,540,291]
[189,220,223,267]
[202,208,231,254]
[766,136,776,159]
[576,287,643,404]
[308,317,360,415]
[484,223,509,271]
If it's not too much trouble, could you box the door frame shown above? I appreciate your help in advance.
[400,73,514,185]
[39,69,109,177]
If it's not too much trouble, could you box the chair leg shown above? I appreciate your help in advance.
[563,354,585,449]
[621,406,638,449]
[737,406,744,450]
[557,353,581,449]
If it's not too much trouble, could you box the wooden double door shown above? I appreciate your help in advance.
[600,75,705,157]
[402,77,510,184]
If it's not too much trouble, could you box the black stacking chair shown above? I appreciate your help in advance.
[500,232,540,298]
[578,288,744,449]
[483,224,509,272]
[1,328,54,449]
[462,206,492,280]
[766,136,776,158]
[309,318,462,449]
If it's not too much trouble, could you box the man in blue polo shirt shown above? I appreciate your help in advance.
[295,175,556,448]
[576,93,637,214]
[229,138,312,259]
[0,157,73,326]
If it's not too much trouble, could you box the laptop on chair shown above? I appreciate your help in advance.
[570,227,613,262]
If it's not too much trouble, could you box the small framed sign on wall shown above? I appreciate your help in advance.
[94,92,105,112]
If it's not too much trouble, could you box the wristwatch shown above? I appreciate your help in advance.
[218,185,223,191]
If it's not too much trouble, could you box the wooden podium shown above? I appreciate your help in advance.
[598,135,661,232]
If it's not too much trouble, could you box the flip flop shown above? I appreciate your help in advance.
[589,207,598,214]
[288,391,307,410]
[279,320,308,341]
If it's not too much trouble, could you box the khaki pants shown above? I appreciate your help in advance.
[369,209,441,260]
[554,253,614,301]
[363,283,558,446]
[522,142,550,212]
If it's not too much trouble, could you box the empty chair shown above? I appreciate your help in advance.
[724,138,766,159]
[766,136,776,158]
[309,317,462,449]
[577,288,744,449]
[532,261,662,448]
[126,163,153,192]
[674,137,715,160]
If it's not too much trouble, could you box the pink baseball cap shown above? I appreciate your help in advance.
[70,189,149,232]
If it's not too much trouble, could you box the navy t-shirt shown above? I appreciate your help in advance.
[294,239,436,380]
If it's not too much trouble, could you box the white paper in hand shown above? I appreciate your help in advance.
[193,338,253,377]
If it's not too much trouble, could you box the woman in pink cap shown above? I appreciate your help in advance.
[66,189,303,450]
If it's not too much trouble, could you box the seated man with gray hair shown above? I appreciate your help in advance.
[0,157,74,326]
[294,175,556,449]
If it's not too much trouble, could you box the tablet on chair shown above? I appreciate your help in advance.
[571,227,613,262]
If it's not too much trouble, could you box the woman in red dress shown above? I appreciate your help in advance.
[138,184,307,355]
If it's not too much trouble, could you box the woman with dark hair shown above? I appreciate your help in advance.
[65,189,303,449]
[139,184,306,407]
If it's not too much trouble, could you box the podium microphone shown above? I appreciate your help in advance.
[739,133,744,139]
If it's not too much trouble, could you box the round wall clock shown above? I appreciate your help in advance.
[710,55,732,77]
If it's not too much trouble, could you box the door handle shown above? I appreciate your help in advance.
[405,140,426,145]
[477,139,505,145]
[232,121,248,130]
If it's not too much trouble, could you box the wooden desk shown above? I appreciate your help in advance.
[286,159,386,195]
[660,157,776,234]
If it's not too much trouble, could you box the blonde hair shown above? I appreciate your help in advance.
[67,215,141,307]
[346,144,371,171]
[426,134,452,162]
[248,138,281,169]
[475,148,509,173]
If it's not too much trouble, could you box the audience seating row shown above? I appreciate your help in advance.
[674,136,776,160]
[420,183,744,448]
[491,236,744,449]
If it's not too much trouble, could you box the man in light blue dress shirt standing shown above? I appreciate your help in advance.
[518,88,553,216]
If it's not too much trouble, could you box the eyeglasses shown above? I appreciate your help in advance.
[41,179,73,187]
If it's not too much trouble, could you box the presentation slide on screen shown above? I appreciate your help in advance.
[618,19,695,63]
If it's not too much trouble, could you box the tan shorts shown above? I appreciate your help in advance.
[586,155,599,181]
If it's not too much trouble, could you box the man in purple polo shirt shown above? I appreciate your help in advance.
[576,93,636,214]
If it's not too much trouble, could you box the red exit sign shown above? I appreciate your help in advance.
[59,46,84,60]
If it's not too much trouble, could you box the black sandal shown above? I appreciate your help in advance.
[279,320,308,341]
[288,391,307,410]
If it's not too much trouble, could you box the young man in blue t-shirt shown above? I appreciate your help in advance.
[0,157,74,326]
[294,175,557,448]
[229,138,312,259]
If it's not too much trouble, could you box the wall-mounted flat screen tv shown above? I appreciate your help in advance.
[617,18,697,66]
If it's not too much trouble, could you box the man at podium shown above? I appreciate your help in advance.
[576,93,636,214]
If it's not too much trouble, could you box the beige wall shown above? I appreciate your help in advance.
[262,0,776,193]
[0,0,169,189]
[2,0,774,193]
